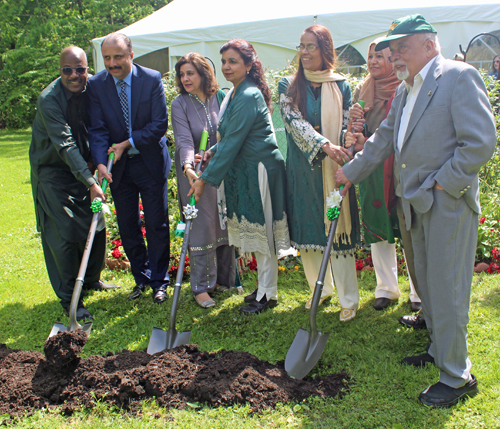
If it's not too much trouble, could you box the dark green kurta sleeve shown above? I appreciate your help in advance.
[201,83,259,188]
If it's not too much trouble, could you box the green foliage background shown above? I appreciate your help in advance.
[0,0,171,128]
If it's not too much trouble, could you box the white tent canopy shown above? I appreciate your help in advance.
[91,0,500,85]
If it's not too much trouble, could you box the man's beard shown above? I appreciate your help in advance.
[395,65,410,81]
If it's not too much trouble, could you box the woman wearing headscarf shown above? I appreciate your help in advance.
[171,52,235,309]
[190,39,290,314]
[279,25,360,322]
[350,38,420,311]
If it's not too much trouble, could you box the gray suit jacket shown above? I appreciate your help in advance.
[344,55,496,230]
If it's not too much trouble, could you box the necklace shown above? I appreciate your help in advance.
[188,94,214,146]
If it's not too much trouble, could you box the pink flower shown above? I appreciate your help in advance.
[142,227,147,237]
[479,216,486,224]
[112,239,122,247]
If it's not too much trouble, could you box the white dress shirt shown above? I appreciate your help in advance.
[397,56,438,152]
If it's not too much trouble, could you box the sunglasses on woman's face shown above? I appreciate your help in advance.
[60,66,87,76]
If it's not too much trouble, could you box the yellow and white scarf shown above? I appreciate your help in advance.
[304,69,352,244]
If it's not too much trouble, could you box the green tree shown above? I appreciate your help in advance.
[0,0,171,128]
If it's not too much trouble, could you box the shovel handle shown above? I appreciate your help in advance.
[310,144,355,324]
[189,130,209,206]
[169,131,209,341]
[195,130,208,174]
[100,152,115,193]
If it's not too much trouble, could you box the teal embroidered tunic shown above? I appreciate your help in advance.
[279,76,360,255]
[201,78,290,255]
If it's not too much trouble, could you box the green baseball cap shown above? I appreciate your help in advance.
[375,14,437,51]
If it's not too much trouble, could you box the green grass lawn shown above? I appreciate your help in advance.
[1,129,499,428]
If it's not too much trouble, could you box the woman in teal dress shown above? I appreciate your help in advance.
[279,25,360,321]
[191,39,290,314]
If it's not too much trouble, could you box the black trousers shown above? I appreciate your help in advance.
[41,215,106,308]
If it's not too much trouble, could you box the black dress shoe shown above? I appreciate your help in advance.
[373,297,394,310]
[410,301,422,312]
[399,314,427,329]
[401,352,435,367]
[153,286,168,304]
[240,296,278,314]
[243,288,258,303]
[128,284,147,300]
[86,280,121,291]
[419,375,479,408]
[63,301,93,321]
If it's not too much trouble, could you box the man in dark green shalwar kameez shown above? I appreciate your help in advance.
[29,46,119,320]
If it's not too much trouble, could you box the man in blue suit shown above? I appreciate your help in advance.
[87,33,171,304]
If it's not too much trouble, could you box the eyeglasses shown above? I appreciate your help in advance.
[60,66,87,76]
[296,44,317,52]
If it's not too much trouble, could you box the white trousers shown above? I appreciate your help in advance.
[301,251,359,310]
[255,163,279,301]
[371,240,420,302]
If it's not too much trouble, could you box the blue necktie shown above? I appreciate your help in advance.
[118,80,130,137]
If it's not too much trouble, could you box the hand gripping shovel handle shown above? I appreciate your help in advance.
[67,152,114,331]
[166,130,209,348]
[101,152,115,193]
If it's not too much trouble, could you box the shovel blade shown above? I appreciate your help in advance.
[48,321,92,339]
[285,328,329,380]
[147,327,191,355]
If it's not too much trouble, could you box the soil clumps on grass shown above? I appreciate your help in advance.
[0,331,349,420]
[44,330,88,366]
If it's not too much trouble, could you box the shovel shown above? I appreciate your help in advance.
[147,130,209,354]
[48,152,115,338]
[285,123,358,379]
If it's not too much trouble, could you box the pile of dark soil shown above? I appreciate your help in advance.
[0,331,349,421]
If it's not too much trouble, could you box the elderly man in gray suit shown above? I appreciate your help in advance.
[336,14,496,408]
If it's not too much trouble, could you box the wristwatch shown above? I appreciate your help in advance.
[183,163,194,177]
